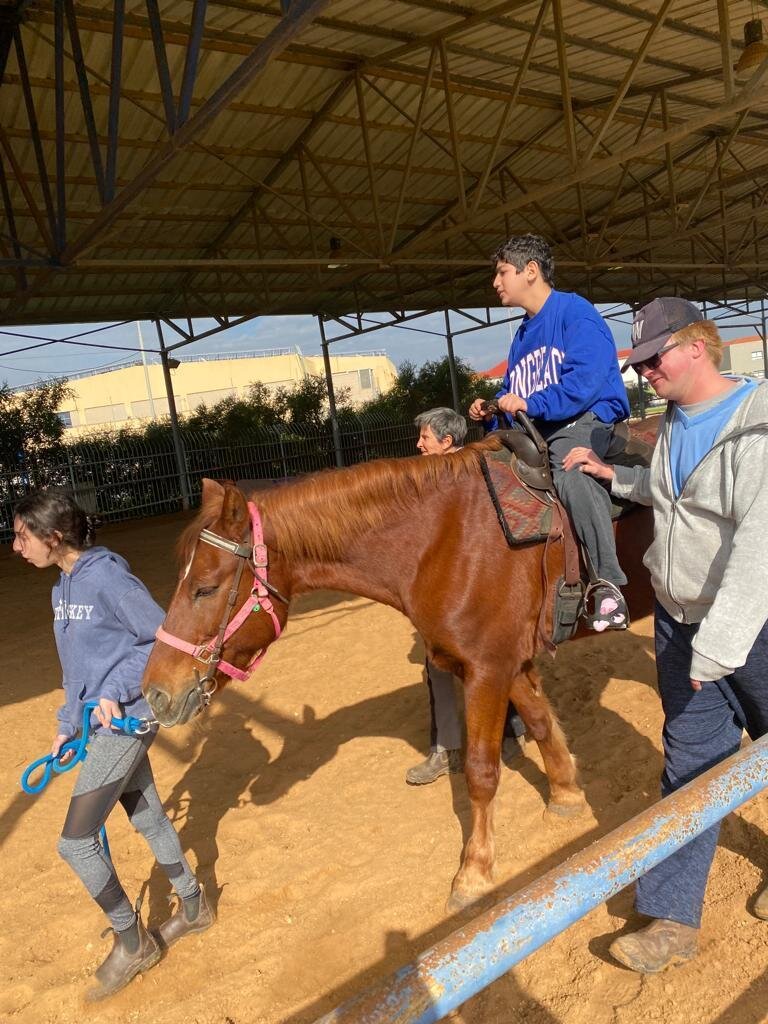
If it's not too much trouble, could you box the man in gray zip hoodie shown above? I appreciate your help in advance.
[565,297,768,973]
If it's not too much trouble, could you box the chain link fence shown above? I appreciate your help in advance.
[1,415,483,543]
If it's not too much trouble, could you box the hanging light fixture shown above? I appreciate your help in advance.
[735,18,768,80]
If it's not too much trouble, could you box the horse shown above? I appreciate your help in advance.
[142,432,654,909]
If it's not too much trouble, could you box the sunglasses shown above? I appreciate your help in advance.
[635,341,679,372]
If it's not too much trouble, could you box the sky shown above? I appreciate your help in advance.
[0,306,636,390]
[0,300,761,390]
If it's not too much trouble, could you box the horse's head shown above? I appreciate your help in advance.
[143,478,288,727]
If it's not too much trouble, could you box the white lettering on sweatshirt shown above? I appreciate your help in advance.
[54,600,94,621]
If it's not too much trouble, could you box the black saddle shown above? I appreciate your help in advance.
[490,409,631,492]
[491,410,553,492]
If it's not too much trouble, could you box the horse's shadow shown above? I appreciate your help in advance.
[141,693,271,928]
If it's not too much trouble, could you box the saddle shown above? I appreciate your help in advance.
[480,411,655,648]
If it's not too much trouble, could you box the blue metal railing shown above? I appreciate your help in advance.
[315,734,768,1024]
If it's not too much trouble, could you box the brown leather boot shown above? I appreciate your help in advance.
[158,886,215,950]
[405,748,462,785]
[609,918,699,974]
[85,917,161,1002]
[753,883,768,920]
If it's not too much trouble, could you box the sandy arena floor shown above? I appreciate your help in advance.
[1,513,767,1024]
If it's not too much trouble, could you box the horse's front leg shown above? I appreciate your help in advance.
[510,666,585,817]
[447,676,507,913]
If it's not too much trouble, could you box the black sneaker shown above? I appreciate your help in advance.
[587,581,628,632]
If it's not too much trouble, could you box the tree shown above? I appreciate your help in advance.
[358,356,497,420]
[0,379,73,465]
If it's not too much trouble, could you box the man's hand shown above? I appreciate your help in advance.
[497,393,528,417]
[562,445,615,482]
[469,398,494,421]
[51,733,74,764]
[691,679,704,692]
[94,697,122,730]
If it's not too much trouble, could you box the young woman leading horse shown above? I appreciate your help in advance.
[142,434,653,909]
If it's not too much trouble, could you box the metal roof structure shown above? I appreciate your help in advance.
[2,0,768,332]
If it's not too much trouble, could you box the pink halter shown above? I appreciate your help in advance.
[155,502,283,685]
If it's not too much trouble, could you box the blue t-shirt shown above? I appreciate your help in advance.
[669,377,758,496]
[491,289,629,427]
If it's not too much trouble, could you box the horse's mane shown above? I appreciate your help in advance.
[258,435,502,563]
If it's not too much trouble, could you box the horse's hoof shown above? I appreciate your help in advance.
[544,799,586,821]
[445,889,485,914]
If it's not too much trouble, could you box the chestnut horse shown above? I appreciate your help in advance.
[142,433,653,908]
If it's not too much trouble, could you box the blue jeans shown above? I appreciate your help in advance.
[635,603,768,927]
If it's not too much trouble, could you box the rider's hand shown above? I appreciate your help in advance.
[497,393,528,416]
[469,398,493,421]
[94,697,122,730]
[562,446,614,482]
[51,733,74,764]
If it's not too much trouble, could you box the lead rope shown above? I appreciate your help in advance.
[20,701,157,861]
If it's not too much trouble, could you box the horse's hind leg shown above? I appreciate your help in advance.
[510,666,585,818]
[447,674,507,912]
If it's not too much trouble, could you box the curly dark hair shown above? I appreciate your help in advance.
[491,234,555,286]
[14,489,98,549]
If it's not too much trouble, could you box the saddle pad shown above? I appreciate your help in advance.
[481,419,655,548]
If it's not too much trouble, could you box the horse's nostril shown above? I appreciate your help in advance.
[147,686,170,714]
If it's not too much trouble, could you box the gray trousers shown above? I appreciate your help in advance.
[58,731,198,932]
[426,661,527,752]
[539,411,627,587]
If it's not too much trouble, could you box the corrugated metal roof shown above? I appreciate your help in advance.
[2,0,768,326]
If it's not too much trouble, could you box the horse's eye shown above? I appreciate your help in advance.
[194,585,219,600]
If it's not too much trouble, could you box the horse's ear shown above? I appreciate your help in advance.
[221,482,249,537]
[201,478,225,510]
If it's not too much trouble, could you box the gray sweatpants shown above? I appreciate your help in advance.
[539,411,627,586]
[58,731,198,932]
[426,661,527,752]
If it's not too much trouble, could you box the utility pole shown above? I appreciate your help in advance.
[136,321,157,419]
[155,320,191,510]
[319,316,344,469]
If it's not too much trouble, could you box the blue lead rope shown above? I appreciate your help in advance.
[20,701,155,861]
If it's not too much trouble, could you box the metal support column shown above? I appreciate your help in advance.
[319,316,344,469]
[444,310,460,413]
[156,320,191,509]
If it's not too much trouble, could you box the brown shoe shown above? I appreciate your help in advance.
[609,918,698,974]
[158,886,215,950]
[85,917,161,1002]
[753,884,768,920]
[406,749,462,785]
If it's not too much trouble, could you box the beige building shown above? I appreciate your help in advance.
[720,335,767,377]
[50,348,397,435]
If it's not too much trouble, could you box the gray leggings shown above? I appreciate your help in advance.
[58,731,198,932]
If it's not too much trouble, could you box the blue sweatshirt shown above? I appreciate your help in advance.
[490,290,629,428]
[52,546,163,737]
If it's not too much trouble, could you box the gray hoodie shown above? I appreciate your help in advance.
[611,378,768,682]
[53,546,162,736]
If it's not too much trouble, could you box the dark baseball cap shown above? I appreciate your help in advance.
[622,297,703,371]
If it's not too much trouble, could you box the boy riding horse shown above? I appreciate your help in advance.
[469,234,630,631]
